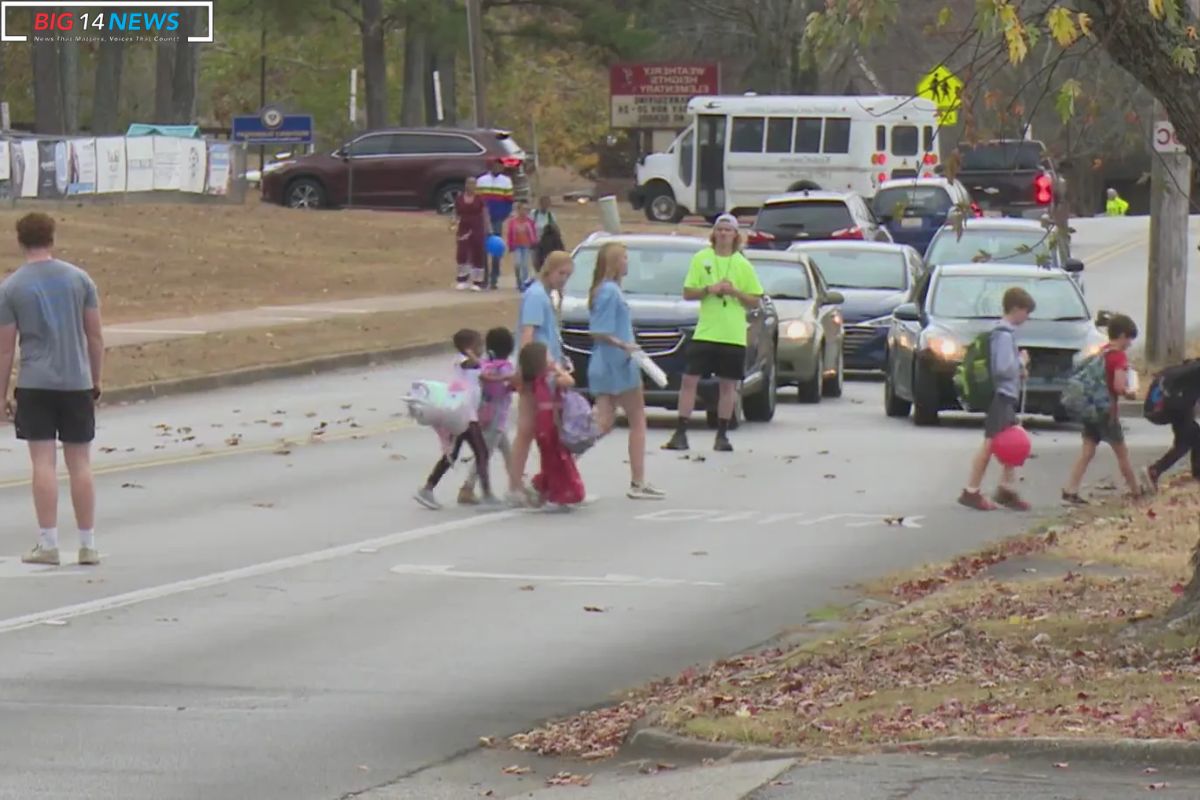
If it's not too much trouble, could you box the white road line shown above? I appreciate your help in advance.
[389,564,723,588]
[106,328,208,336]
[0,510,522,635]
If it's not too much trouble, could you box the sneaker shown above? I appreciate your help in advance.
[470,284,483,293]
[505,490,531,508]
[457,487,479,506]
[542,502,574,513]
[21,545,60,566]
[627,482,666,500]
[455,281,468,291]
[1061,490,1089,506]
[713,433,733,453]
[414,487,441,510]
[78,547,100,566]
[994,487,1031,511]
[478,494,504,511]
[957,489,997,511]
[1141,466,1160,494]
[662,429,690,451]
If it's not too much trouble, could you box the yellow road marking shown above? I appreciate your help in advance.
[1082,235,1147,266]
[0,418,416,491]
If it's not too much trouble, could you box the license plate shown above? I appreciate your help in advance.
[900,217,923,229]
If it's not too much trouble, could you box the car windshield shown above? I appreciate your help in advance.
[755,201,853,236]
[562,244,701,297]
[799,247,907,290]
[960,142,1043,171]
[873,186,953,219]
[931,274,1088,320]
[926,228,1051,266]
[743,258,812,299]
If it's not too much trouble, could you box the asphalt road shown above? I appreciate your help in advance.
[0,217,1195,800]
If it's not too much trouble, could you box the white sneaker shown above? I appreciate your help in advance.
[22,545,60,566]
[470,284,483,293]
[455,281,467,291]
[414,487,441,510]
[627,482,666,500]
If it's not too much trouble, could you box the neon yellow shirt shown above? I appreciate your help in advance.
[683,247,764,346]
[1106,196,1128,216]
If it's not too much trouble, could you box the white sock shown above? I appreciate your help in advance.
[38,527,59,549]
[79,529,95,550]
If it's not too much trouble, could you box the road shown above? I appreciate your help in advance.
[0,217,1195,800]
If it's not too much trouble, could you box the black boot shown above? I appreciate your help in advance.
[714,418,733,452]
[662,418,690,451]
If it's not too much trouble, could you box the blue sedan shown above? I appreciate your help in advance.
[788,241,925,371]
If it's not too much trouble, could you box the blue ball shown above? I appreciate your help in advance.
[486,235,506,257]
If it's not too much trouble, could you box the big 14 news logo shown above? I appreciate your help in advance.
[33,9,181,33]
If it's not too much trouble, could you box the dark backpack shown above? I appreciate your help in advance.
[953,332,995,411]
[1144,359,1200,424]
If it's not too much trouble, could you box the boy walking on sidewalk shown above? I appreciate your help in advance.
[1144,358,1200,489]
[1061,313,1142,503]
[959,287,1035,511]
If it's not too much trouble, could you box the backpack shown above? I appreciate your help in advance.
[556,388,601,455]
[953,331,995,411]
[402,379,473,436]
[1143,359,1200,424]
[1061,351,1111,423]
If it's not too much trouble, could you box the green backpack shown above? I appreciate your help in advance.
[954,332,994,411]
[1061,351,1112,423]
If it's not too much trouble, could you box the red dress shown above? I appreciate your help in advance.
[530,375,585,505]
[454,193,487,278]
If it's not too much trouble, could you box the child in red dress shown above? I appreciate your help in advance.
[518,341,585,509]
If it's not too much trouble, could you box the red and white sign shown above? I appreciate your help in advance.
[1154,120,1187,154]
[610,62,719,129]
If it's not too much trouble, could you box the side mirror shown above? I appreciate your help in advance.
[823,291,845,306]
[893,302,921,322]
[1064,257,1084,273]
[1095,310,1112,328]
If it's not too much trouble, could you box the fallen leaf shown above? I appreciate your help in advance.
[583,606,606,613]
[121,482,144,489]
[99,446,117,454]
[225,435,242,447]
[356,765,370,772]
[519,585,535,591]
[545,772,591,787]
[270,421,284,428]
[824,474,837,479]
[273,448,292,456]
[479,736,496,747]
[691,550,709,556]
[1171,583,1186,595]
[1148,783,1170,790]
[501,765,531,775]
[305,412,317,418]
[1053,762,1069,769]
[1144,768,1160,775]
[253,502,275,509]
[479,791,494,797]
[769,780,794,787]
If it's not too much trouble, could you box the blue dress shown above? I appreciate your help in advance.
[588,281,640,395]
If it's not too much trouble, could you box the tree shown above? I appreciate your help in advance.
[31,34,63,133]
[92,34,126,134]
[334,0,399,129]
[170,7,203,122]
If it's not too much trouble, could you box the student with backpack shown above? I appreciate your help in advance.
[1142,358,1200,489]
[1060,313,1142,504]
[520,340,585,510]
[957,287,1036,512]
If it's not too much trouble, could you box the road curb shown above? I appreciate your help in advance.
[99,341,452,406]
[623,725,804,763]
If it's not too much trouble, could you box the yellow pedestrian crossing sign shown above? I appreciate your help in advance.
[917,65,963,127]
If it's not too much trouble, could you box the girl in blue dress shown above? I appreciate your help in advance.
[587,242,665,500]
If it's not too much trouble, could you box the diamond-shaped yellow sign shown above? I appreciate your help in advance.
[917,65,963,127]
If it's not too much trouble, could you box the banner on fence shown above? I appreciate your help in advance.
[67,139,97,195]
[206,143,231,196]
[153,136,182,191]
[126,137,154,192]
[181,138,207,194]
[95,137,126,193]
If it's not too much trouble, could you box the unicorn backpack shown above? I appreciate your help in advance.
[403,379,472,436]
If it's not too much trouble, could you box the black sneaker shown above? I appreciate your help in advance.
[713,433,733,452]
[662,429,690,451]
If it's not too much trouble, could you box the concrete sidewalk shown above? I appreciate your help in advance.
[103,288,512,347]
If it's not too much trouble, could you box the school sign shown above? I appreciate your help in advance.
[610,62,720,129]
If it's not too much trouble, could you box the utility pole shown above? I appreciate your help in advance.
[1146,0,1198,365]
[466,0,487,127]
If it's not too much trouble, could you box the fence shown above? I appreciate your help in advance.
[0,134,250,207]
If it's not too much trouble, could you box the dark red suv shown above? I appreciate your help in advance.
[260,127,529,213]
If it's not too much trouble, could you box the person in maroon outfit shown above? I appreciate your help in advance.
[519,341,585,509]
[454,177,488,291]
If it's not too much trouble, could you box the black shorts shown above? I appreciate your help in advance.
[13,388,96,443]
[684,340,746,381]
[983,394,1018,439]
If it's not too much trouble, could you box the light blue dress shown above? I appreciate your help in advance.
[518,281,563,364]
[588,280,640,395]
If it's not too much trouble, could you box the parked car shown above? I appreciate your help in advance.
[952,139,1060,219]
[260,127,529,212]
[746,190,892,250]
[789,241,923,371]
[559,234,779,427]
[923,217,1084,290]
[741,249,845,402]
[871,177,975,253]
[883,263,1109,426]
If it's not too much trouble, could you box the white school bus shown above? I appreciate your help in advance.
[629,95,942,223]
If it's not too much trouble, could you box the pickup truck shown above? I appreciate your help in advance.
[953,139,1062,220]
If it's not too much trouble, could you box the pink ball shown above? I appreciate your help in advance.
[992,425,1032,467]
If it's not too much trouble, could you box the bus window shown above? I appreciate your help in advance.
[823,118,851,154]
[923,126,935,153]
[731,117,765,153]
[891,125,919,156]
[794,118,822,153]
[766,118,793,154]
[876,126,887,151]
[679,126,694,186]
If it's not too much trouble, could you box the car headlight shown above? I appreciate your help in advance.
[782,320,815,340]
[924,333,965,360]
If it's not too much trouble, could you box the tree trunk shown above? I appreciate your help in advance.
[59,39,79,132]
[92,36,125,135]
[1170,539,1200,626]
[361,0,388,129]
[154,39,175,122]
[170,7,200,123]
[401,18,428,126]
[31,34,64,133]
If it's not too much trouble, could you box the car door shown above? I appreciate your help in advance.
[891,270,932,398]
[344,132,404,207]
[809,259,842,365]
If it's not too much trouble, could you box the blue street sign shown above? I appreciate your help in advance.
[231,112,314,145]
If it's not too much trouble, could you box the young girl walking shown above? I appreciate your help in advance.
[519,341,585,510]
[458,327,518,504]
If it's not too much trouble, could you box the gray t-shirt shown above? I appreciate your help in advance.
[0,258,99,391]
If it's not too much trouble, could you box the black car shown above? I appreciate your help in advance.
[746,190,893,250]
[559,234,779,427]
[883,263,1108,426]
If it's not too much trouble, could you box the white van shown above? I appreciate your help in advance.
[629,95,942,223]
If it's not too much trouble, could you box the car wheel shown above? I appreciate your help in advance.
[797,350,823,404]
[285,178,325,209]
[743,359,777,422]
[884,366,912,418]
[911,363,940,426]
[822,346,844,398]
[644,185,684,223]
[434,182,464,215]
